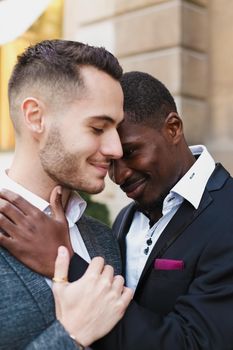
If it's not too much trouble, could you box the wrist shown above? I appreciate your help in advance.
[59,319,90,348]
[70,334,86,349]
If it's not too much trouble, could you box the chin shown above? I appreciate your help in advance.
[84,182,105,195]
[135,197,157,211]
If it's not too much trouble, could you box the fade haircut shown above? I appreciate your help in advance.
[8,39,123,133]
[120,71,177,128]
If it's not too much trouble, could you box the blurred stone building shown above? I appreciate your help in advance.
[1,0,233,221]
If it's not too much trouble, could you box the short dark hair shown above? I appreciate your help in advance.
[120,71,177,128]
[8,39,123,132]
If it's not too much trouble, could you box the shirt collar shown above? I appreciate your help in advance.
[171,145,215,209]
[65,191,86,227]
[0,169,86,226]
[0,169,49,211]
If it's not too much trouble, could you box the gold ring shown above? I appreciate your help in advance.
[52,276,68,283]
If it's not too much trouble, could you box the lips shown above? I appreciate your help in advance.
[121,177,146,199]
[90,162,110,176]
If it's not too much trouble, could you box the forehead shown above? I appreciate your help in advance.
[117,119,161,144]
[66,66,124,124]
[80,65,121,95]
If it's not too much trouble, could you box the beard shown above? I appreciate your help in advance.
[136,190,168,213]
[136,184,172,223]
[39,127,105,194]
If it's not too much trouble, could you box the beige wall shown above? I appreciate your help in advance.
[207,0,233,173]
[64,0,233,221]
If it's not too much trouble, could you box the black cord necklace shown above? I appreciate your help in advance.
[144,221,159,255]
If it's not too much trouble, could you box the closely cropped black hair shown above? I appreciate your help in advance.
[120,71,177,128]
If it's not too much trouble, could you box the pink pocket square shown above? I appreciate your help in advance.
[154,258,184,270]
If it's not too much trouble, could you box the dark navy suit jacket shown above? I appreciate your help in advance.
[95,164,233,350]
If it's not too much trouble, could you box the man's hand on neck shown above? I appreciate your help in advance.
[0,187,73,278]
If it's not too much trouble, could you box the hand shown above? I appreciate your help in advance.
[0,187,72,277]
[53,246,133,347]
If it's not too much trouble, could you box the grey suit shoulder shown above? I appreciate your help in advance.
[0,214,121,349]
[78,214,122,274]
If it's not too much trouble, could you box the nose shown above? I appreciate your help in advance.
[101,130,123,160]
[109,159,132,185]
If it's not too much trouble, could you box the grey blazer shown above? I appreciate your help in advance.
[0,215,121,350]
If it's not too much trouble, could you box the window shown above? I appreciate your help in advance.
[0,0,63,151]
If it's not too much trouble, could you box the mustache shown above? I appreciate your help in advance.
[120,176,147,192]
[89,158,111,166]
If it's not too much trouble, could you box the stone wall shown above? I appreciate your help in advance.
[63,0,233,221]
[207,0,233,173]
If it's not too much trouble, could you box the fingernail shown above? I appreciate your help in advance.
[58,246,67,256]
[57,186,62,195]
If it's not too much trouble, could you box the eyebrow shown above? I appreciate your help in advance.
[87,115,123,127]
[87,115,115,124]
[122,142,137,148]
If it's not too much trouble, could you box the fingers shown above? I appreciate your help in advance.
[0,231,14,250]
[120,286,134,306]
[0,188,36,215]
[112,275,134,306]
[0,196,26,223]
[85,256,105,276]
[0,213,17,238]
[53,246,70,282]
[112,274,125,293]
[49,186,66,222]
[101,264,114,283]
[52,246,70,321]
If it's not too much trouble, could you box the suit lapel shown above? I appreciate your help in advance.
[77,215,110,259]
[134,201,191,291]
[77,217,96,258]
[76,215,122,274]
[115,203,136,277]
[135,196,209,291]
[135,164,229,292]
[0,248,55,325]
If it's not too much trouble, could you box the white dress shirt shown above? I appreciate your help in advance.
[125,145,216,290]
[0,169,90,287]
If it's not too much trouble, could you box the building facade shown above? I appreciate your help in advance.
[62,0,233,219]
[1,0,232,220]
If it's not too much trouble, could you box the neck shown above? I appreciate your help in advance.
[141,204,164,224]
[8,146,70,207]
[143,146,196,223]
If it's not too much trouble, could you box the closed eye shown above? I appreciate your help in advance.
[123,148,135,159]
[92,127,104,135]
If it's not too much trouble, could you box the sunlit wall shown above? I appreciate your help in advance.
[0,0,63,151]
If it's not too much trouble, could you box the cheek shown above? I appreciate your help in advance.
[128,155,152,169]
[65,134,99,155]
[138,157,158,174]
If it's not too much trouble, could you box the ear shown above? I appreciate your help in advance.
[21,97,45,139]
[163,112,183,145]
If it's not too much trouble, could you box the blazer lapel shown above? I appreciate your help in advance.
[77,215,111,259]
[117,163,229,292]
[77,217,96,258]
[76,215,122,275]
[115,203,136,277]
[135,190,213,292]
[0,248,55,325]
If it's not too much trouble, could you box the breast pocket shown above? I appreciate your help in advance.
[152,268,190,280]
[137,269,192,315]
